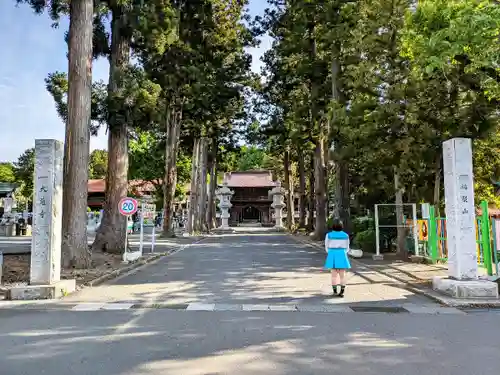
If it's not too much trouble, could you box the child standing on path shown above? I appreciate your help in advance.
[324,219,351,297]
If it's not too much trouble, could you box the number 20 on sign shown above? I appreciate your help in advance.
[119,197,138,216]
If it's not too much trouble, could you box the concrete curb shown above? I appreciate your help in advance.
[73,237,206,292]
[289,234,500,309]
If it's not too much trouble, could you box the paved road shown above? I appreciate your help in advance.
[2,308,500,375]
[62,233,438,308]
[1,233,500,375]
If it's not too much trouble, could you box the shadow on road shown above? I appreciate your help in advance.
[64,234,437,307]
[0,307,496,375]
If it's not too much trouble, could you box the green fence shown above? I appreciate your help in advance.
[422,201,498,276]
[493,217,500,275]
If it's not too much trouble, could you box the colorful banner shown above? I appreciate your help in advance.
[417,220,428,241]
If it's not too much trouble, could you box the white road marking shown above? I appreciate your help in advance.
[72,303,105,311]
[186,303,216,311]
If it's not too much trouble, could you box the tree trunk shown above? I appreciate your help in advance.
[330,51,351,230]
[323,138,330,220]
[284,149,294,230]
[61,0,93,268]
[162,107,182,237]
[92,5,130,254]
[313,139,327,239]
[309,20,327,239]
[187,139,200,234]
[394,169,408,259]
[206,140,218,231]
[337,163,351,231]
[297,147,307,228]
[307,155,315,231]
[197,138,209,232]
[162,108,174,236]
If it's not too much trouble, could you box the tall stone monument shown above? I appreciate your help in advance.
[432,138,498,298]
[269,181,286,229]
[215,180,234,231]
[7,139,76,300]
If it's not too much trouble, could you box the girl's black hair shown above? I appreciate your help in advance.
[330,219,344,232]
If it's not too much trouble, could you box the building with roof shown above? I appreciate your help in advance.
[87,179,157,209]
[86,170,285,226]
[222,170,277,226]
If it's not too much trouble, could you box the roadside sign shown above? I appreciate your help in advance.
[421,203,430,219]
[119,197,138,216]
[138,201,157,255]
[142,202,156,225]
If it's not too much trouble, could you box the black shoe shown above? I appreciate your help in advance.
[332,285,338,296]
[338,286,345,298]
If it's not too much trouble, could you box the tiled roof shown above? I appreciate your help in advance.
[88,179,156,194]
[88,179,106,193]
[0,182,18,194]
[223,170,276,188]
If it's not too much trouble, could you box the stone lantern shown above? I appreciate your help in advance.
[215,180,234,230]
[269,181,286,229]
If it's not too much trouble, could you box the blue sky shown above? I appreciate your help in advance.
[0,0,271,162]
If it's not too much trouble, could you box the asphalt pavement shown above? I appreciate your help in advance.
[1,233,499,375]
[61,233,440,308]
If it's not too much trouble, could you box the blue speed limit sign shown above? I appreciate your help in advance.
[118,197,138,216]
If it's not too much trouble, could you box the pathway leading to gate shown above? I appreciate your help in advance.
[60,233,443,311]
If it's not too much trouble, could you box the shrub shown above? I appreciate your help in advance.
[352,216,374,233]
[326,217,334,229]
[353,229,376,252]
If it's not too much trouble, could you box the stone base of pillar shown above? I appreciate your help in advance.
[432,277,498,299]
[213,227,235,233]
[123,251,142,263]
[372,254,384,260]
[6,279,76,300]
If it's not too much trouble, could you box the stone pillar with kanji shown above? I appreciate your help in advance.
[6,139,76,300]
[432,138,498,299]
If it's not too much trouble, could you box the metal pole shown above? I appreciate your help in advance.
[480,200,493,276]
[412,203,419,257]
[428,206,438,262]
[375,204,380,257]
[151,224,156,253]
[0,251,3,284]
[123,218,128,262]
[139,208,144,256]
[492,218,499,276]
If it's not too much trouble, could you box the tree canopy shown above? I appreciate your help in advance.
[10,0,500,261]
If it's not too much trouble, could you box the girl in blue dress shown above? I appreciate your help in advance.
[324,219,351,297]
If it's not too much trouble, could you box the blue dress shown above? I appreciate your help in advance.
[324,230,351,270]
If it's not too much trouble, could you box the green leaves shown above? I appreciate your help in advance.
[12,148,35,201]
[45,72,108,135]
[403,0,500,96]
[88,149,108,179]
[0,163,16,183]
[258,0,500,212]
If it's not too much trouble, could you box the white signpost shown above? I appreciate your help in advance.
[432,138,498,298]
[119,197,139,262]
[138,201,156,254]
[421,203,430,219]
